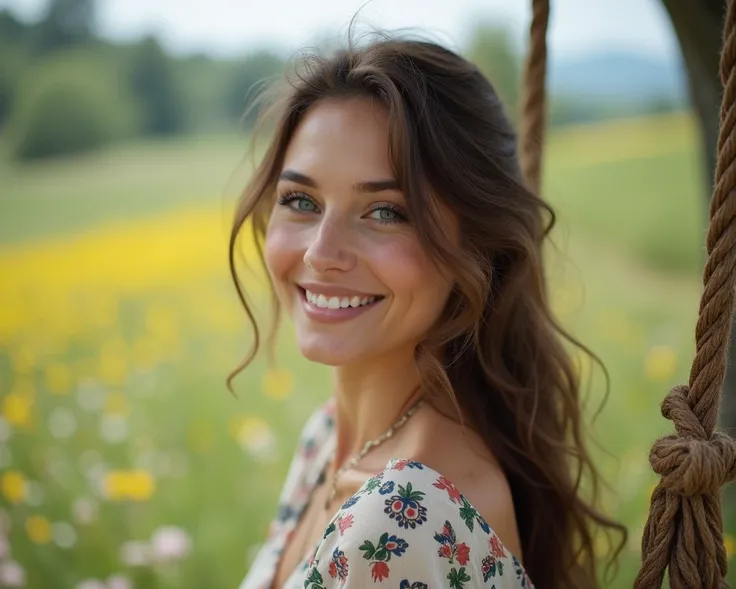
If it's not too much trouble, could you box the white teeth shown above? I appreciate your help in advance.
[305,290,378,310]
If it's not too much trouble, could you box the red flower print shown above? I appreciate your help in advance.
[392,459,411,471]
[328,548,349,581]
[338,513,354,535]
[433,475,462,504]
[456,543,470,565]
[371,561,390,581]
[439,544,452,559]
[490,535,506,558]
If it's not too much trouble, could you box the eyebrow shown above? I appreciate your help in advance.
[279,169,400,193]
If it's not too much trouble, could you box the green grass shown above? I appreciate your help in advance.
[1,113,734,588]
[0,133,251,246]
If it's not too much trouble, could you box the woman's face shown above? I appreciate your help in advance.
[264,97,454,366]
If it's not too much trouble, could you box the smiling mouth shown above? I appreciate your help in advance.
[301,288,385,310]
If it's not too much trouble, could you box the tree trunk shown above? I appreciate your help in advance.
[660,0,735,529]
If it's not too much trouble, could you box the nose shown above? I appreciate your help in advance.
[303,215,357,273]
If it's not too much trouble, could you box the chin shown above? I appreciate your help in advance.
[297,342,357,366]
[296,334,367,367]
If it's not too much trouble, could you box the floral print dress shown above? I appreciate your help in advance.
[239,401,533,589]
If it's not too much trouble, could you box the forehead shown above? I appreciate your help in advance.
[283,98,393,178]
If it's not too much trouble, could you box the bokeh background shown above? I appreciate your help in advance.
[0,0,735,587]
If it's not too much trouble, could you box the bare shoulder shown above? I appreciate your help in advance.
[411,404,523,559]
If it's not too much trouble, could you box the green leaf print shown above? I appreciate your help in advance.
[323,522,336,539]
[359,540,376,560]
[448,567,472,589]
[459,497,479,532]
[397,482,425,502]
[364,475,383,494]
[304,565,326,589]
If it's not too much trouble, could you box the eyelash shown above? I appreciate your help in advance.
[276,191,408,225]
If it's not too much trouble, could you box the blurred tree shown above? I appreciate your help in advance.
[126,35,186,136]
[0,50,23,127]
[8,49,139,159]
[467,23,520,122]
[660,0,735,520]
[33,0,96,54]
[175,54,235,132]
[0,10,33,127]
[0,8,27,41]
[226,51,285,128]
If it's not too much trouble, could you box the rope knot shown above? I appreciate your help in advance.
[650,385,736,496]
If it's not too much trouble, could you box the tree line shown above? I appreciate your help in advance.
[0,0,680,161]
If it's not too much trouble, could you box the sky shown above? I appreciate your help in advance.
[1,0,680,60]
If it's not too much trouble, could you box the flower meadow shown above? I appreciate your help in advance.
[0,205,332,589]
[1,115,735,588]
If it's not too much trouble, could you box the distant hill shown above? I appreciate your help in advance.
[549,50,688,105]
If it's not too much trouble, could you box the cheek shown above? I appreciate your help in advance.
[264,221,302,293]
[374,236,452,313]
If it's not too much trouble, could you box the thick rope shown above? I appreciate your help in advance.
[519,0,549,195]
[634,1,736,588]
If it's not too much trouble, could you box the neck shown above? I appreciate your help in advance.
[330,346,422,467]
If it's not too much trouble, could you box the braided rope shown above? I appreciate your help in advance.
[633,1,736,587]
[519,0,549,195]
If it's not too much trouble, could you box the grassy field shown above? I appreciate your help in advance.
[0,111,734,589]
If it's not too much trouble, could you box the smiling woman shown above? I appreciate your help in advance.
[265,98,454,367]
[229,32,625,589]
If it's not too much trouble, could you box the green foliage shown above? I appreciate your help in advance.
[7,49,140,160]
[0,8,28,41]
[466,23,520,121]
[0,44,27,128]
[32,0,97,54]
[226,51,285,127]
[173,55,236,132]
[125,36,186,136]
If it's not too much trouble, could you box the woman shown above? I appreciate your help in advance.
[232,35,625,589]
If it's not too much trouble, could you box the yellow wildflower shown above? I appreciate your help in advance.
[725,533,735,560]
[131,336,160,370]
[262,368,294,401]
[98,350,127,388]
[102,470,155,501]
[10,344,35,374]
[9,377,35,398]
[2,392,33,428]
[26,515,52,544]
[45,362,72,395]
[235,416,276,459]
[87,294,118,330]
[644,345,677,382]
[104,392,130,416]
[2,471,28,504]
[145,305,177,340]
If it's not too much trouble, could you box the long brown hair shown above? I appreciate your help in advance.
[229,33,626,589]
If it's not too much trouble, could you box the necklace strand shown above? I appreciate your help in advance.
[324,396,424,510]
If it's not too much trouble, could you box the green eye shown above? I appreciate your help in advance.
[368,206,406,224]
[371,208,398,221]
[293,198,316,212]
[277,192,320,213]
